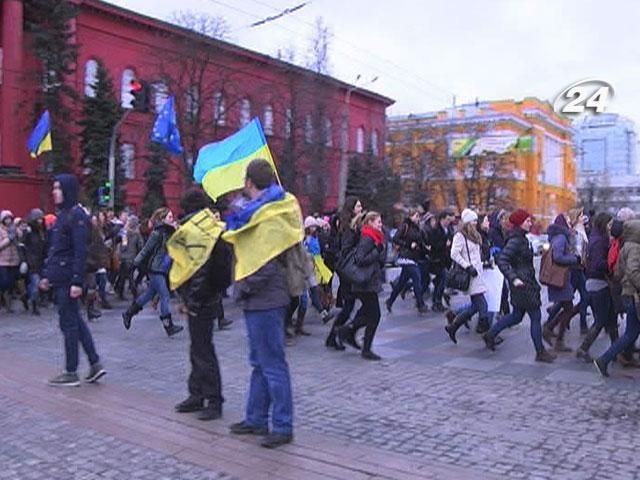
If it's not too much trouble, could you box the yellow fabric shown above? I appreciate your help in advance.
[32,132,52,158]
[201,144,277,201]
[166,209,224,290]
[222,193,304,281]
[313,255,333,285]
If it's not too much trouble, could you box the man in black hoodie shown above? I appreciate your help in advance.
[41,174,106,387]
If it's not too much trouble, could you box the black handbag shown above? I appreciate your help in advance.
[445,236,471,291]
[335,247,373,285]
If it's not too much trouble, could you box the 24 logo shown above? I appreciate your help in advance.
[553,79,614,116]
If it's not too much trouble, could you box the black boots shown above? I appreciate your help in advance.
[161,314,184,337]
[444,314,470,344]
[325,331,346,351]
[122,302,142,330]
[86,292,102,321]
[31,300,40,316]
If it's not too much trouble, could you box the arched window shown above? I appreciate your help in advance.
[152,81,169,113]
[324,118,333,147]
[285,108,293,139]
[305,114,313,143]
[371,129,379,155]
[263,105,274,135]
[120,68,136,108]
[213,92,226,126]
[239,98,251,127]
[84,59,98,97]
[185,85,199,122]
[356,126,365,153]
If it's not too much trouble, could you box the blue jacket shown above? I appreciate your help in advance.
[547,223,578,303]
[43,175,88,288]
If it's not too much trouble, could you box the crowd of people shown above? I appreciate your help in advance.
[3,161,640,449]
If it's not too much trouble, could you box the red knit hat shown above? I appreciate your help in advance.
[509,209,531,227]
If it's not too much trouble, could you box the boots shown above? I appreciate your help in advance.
[553,337,572,353]
[86,292,102,321]
[295,310,310,336]
[122,302,142,330]
[542,324,556,346]
[535,348,556,363]
[31,300,40,316]
[161,314,184,337]
[325,331,346,351]
[444,314,469,344]
[218,317,233,330]
[336,325,361,350]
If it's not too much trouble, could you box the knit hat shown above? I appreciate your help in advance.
[509,209,531,227]
[0,210,14,223]
[304,216,319,229]
[460,208,478,224]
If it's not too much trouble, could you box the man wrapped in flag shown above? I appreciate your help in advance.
[223,159,302,449]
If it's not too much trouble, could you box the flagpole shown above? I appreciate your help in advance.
[108,109,132,209]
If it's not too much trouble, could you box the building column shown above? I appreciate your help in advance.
[1,0,24,168]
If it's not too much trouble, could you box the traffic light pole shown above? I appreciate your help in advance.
[107,109,132,209]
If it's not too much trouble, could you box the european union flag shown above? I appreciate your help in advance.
[150,96,183,155]
[26,110,52,158]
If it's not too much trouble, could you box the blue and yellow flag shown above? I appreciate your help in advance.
[222,193,304,281]
[193,118,278,200]
[26,110,52,158]
[166,209,224,290]
[150,96,183,155]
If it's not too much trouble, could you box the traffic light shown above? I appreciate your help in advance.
[97,181,111,206]
[129,79,149,112]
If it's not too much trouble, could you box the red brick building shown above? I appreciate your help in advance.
[0,0,393,216]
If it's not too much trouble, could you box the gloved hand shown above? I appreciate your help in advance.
[466,266,478,277]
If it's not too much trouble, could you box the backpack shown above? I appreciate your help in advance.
[278,242,308,297]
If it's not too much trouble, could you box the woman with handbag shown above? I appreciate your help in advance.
[542,214,580,352]
[336,211,386,361]
[482,209,556,363]
[121,207,184,337]
[0,210,20,312]
[444,209,489,344]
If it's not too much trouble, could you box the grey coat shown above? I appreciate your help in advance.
[235,257,290,311]
[547,223,578,303]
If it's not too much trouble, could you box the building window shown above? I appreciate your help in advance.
[356,127,365,153]
[285,108,293,139]
[239,98,251,127]
[152,81,169,113]
[120,143,135,180]
[213,92,226,126]
[305,114,313,143]
[185,85,199,122]
[84,59,98,98]
[371,129,379,155]
[263,105,274,135]
[324,118,332,147]
[121,68,136,109]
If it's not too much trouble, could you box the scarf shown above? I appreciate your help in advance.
[361,225,384,247]
[225,184,285,231]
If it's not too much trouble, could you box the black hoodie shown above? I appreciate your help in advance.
[43,175,88,288]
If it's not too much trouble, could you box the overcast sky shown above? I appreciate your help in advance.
[111,0,640,127]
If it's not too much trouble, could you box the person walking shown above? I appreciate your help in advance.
[336,211,387,361]
[482,209,556,363]
[0,210,20,312]
[428,210,455,311]
[121,207,183,337]
[40,174,106,386]
[115,215,144,300]
[23,209,47,315]
[444,209,489,344]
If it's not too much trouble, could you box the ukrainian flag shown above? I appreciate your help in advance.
[26,110,53,158]
[222,193,304,281]
[193,118,278,200]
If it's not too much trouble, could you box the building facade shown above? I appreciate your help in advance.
[387,97,576,222]
[0,0,393,216]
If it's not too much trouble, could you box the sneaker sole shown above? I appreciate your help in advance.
[48,381,81,387]
[86,370,107,383]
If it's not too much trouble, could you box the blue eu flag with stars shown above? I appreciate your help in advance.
[150,96,183,155]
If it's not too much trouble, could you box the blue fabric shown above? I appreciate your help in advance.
[54,287,99,373]
[28,273,40,302]
[136,273,171,317]
[599,296,640,365]
[304,235,321,256]
[150,96,183,154]
[224,185,285,231]
[26,110,50,155]
[489,306,543,352]
[389,264,424,308]
[243,307,293,435]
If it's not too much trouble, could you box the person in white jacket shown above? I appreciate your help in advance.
[445,209,489,344]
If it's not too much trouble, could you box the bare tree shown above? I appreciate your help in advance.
[306,17,331,75]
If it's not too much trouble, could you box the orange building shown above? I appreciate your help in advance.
[387,97,577,222]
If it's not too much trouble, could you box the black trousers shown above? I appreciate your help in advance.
[351,291,381,352]
[187,312,223,406]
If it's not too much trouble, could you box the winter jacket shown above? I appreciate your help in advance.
[497,227,541,311]
[585,230,609,281]
[547,223,579,303]
[393,219,425,263]
[134,223,175,275]
[617,220,640,297]
[119,229,144,263]
[318,227,339,271]
[488,210,507,251]
[480,229,491,265]
[86,224,110,273]
[178,219,232,317]
[351,234,386,294]
[427,223,452,270]
[23,225,47,273]
[450,232,486,296]
[43,174,88,288]
[0,224,20,267]
[235,256,290,311]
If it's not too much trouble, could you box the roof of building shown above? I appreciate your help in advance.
[77,0,395,107]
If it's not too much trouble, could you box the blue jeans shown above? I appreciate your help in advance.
[388,264,424,308]
[54,287,100,373]
[456,294,489,325]
[244,307,293,435]
[489,306,544,352]
[599,296,640,365]
[135,273,171,317]
[299,287,324,316]
[28,273,41,303]
[96,271,108,304]
[572,269,588,329]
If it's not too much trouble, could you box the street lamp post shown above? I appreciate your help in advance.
[337,75,377,209]
[107,109,132,209]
